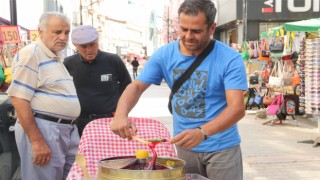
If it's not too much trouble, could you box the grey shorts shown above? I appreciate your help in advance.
[176,145,243,180]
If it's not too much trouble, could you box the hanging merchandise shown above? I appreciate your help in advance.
[0,65,4,86]
[261,60,272,84]
[263,88,275,106]
[303,38,320,115]
[269,36,284,53]
[282,59,295,86]
[253,41,258,58]
[0,44,21,92]
[240,41,250,61]
[291,65,301,86]
[4,67,12,84]
[268,59,283,87]
[267,93,283,115]
[276,94,287,121]
[247,41,255,59]
[283,32,295,56]
[258,39,271,61]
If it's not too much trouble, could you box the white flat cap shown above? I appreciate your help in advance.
[71,25,98,45]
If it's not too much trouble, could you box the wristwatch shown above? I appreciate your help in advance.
[197,127,207,140]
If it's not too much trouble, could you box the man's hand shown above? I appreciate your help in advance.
[110,117,137,139]
[32,139,51,166]
[169,128,204,149]
[10,96,52,166]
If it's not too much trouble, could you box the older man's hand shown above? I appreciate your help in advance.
[110,117,137,140]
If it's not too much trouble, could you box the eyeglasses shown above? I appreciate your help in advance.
[311,107,320,111]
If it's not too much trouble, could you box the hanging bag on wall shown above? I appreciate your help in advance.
[282,60,294,86]
[261,60,272,84]
[253,87,263,105]
[263,88,275,106]
[276,93,287,120]
[268,60,283,87]
[248,41,255,59]
[258,39,271,61]
[269,36,284,53]
[0,65,5,86]
[253,41,258,58]
[291,70,300,86]
[240,41,250,61]
[267,94,283,115]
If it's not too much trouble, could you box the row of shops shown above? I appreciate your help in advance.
[215,0,320,44]
[239,17,320,146]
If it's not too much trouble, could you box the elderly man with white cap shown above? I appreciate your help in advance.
[64,25,132,137]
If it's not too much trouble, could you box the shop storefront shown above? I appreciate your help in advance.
[215,0,320,43]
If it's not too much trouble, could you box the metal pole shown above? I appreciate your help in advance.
[80,0,83,25]
[167,6,169,43]
[242,0,247,42]
[10,0,18,25]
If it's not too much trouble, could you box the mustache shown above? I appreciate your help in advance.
[56,41,67,45]
[183,38,197,43]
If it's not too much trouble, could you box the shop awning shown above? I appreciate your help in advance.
[260,26,284,39]
[284,18,320,32]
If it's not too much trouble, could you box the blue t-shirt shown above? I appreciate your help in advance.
[137,40,248,152]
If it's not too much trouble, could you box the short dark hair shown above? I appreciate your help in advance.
[178,0,216,28]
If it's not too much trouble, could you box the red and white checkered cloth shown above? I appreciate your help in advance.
[67,117,176,179]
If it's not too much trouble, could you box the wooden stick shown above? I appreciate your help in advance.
[132,136,150,145]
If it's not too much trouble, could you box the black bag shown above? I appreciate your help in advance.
[269,44,284,53]
[249,75,259,85]
[269,36,284,53]
[261,50,270,57]
[281,86,303,116]
[291,51,299,63]
[168,40,215,114]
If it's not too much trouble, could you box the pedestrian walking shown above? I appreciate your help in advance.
[131,56,139,79]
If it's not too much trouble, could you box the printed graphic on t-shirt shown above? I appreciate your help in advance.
[173,69,207,118]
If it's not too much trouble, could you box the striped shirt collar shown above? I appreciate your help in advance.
[37,39,63,61]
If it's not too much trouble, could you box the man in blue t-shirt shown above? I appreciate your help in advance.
[110,0,247,179]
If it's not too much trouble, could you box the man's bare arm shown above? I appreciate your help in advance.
[111,80,150,139]
[11,96,51,166]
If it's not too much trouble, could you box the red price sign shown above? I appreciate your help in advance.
[28,30,39,41]
[0,26,21,44]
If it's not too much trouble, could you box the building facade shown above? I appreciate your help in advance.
[215,0,320,44]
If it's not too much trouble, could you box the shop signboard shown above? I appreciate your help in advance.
[28,30,39,41]
[0,26,21,44]
[245,0,320,20]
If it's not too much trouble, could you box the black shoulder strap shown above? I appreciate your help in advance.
[168,40,215,114]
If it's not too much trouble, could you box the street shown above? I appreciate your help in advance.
[129,82,320,180]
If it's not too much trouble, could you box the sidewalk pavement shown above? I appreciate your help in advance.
[240,113,320,180]
[129,83,320,180]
